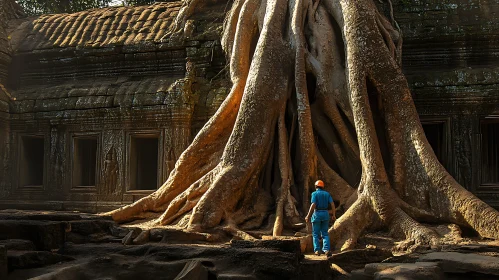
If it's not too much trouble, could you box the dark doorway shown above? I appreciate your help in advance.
[130,136,159,190]
[480,120,499,185]
[73,137,98,187]
[20,136,44,187]
[422,122,447,166]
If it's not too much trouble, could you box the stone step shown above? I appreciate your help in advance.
[0,239,36,251]
[0,220,67,250]
[230,239,302,254]
[68,219,115,236]
[66,219,120,244]
[261,235,313,253]
[7,250,74,270]
[299,258,333,280]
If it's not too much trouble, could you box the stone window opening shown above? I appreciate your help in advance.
[73,137,98,187]
[421,120,447,167]
[130,135,159,191]
[19,136,44,187]
[480,119,499,185]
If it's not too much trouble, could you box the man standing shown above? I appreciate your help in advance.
[305,180,336,256]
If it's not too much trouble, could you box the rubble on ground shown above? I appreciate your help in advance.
[2,210,499,280]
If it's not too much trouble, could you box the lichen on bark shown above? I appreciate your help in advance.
[106,0,499,251]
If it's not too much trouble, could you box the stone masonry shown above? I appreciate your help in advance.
[0,0,498,211]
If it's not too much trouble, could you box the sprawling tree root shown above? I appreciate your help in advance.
[106,0,499,249]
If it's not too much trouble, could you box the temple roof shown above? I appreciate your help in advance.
[3,2,227,109]
[9,2,183,52]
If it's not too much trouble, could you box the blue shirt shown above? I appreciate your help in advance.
[311,188,333,210]
[311,189,333,222]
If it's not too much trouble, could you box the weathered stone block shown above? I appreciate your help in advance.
[329,247,393,272]
[0,220,67,250]
[230,239,302,255]
[298,258,332,280]
[418,252,499,275]
[364,262,444,280]
[7,250,74,270]
[75,95,113,109]
[132,92,166,106]
[0,239,36,251]
[69,220,114,236]
[10,100,35,113]
[113,94,134,107]
[33,97,78,112]
[261,235,312,253]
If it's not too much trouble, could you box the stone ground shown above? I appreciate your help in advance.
[1,210,499,279]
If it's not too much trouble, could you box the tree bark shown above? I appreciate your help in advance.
[105,0,499,250]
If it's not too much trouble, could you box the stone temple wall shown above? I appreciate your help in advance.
[0,2,230,211]
[0,0,11,84]
[393,0,499,206]
[0,0,18,200]
[0,0,498,211]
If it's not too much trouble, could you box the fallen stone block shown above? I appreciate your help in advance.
[298,258,332,280]
[365,262,444,280]
[68,219,115,236]
[7,250,74,270]
[0,239,36,251]
[261,235,312,253]
[0,220,67,250]
[382,253,420,264]
[444,244,499,254]
[418,252,499,276]
[329,247,393,272]
[230,239,302,254]
[67,232,119,244]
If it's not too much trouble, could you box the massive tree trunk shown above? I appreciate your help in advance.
[106,0,499,250]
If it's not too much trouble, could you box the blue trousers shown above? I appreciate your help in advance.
[312,219,330,252]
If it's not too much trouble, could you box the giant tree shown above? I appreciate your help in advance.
[106,0,499,250]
